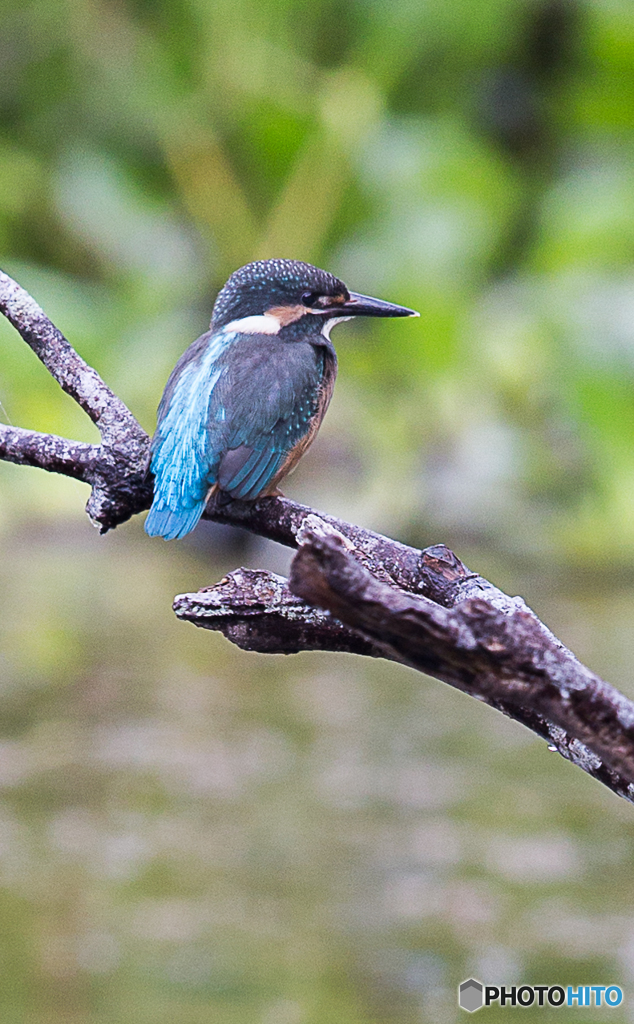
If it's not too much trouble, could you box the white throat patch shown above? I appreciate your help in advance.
[222,312,352,339]
[222,313,281,335]
[321,316,353,340]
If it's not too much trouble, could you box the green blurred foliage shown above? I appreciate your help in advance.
[3,0,634,563]
[3,1,634,1022]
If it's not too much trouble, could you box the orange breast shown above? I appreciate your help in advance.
[262,348,338,494]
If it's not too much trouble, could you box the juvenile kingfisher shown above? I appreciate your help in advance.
[145,258,418,540]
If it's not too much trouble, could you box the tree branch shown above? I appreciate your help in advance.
[173,566,385,657]
[289,520,634,795]
[0,269,152,531]
[0,271,146,446]
[2,267,634,803]
[0,424,99,482]
[174,521,634,804]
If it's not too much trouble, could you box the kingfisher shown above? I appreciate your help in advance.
[145,258,418,540]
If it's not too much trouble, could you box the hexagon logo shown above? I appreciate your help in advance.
[459,978,484,1012]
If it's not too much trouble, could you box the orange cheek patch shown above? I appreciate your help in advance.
[266,304,310,326]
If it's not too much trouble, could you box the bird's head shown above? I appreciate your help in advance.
[210,259,418,339]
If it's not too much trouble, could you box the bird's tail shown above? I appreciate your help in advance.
[144,498,206,540]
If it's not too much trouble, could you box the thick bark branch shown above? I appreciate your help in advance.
[175,522,634,803]
[289,520,634,793]
[2,268,634,803]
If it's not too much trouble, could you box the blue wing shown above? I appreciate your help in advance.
[145,329,231,540]
[209,338,326,500]
[146,330,329,539]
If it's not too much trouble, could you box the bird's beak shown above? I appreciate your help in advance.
[336,292,419,318]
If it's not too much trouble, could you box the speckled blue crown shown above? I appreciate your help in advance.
[210,259,347,329]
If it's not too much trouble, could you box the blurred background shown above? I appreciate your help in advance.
[1,0,634,1020]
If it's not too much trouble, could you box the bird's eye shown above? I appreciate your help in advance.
[301,291,320,307]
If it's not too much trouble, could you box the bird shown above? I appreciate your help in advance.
[145,258,418,540]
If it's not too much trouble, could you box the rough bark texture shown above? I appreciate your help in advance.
[0,271,152,530]
[1,266,634,804]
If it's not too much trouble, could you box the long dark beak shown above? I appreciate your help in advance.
[338,291,419,318]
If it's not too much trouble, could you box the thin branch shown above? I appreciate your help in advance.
[0,424,99,482]
[203,492,424,591]
[203,494,556,625]
[0,270,146,447]
[0,269,152,531]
